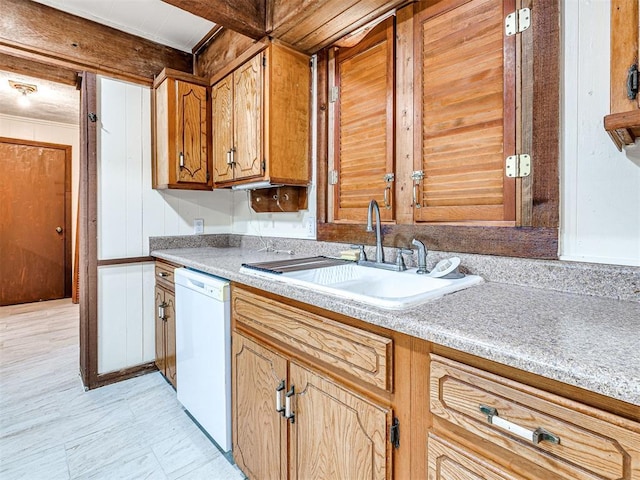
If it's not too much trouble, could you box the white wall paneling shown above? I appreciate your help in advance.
[561,0,640,266]
[96,76,233,373]
[97,263,156,374]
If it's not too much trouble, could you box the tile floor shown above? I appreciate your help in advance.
[0,299,245,479]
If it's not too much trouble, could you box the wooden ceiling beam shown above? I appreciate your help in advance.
[162,0,266,39]
[0,52,79,87]
[0,0,192,84]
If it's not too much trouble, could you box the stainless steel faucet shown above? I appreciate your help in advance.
[367,199,384,263]
[411,238,428,274]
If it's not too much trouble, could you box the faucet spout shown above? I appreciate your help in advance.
[367,200,384,263]
[411,238,428,274]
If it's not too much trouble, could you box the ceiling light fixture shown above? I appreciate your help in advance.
[9,80,38,108]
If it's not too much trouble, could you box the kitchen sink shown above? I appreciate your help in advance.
[240,261,483,310]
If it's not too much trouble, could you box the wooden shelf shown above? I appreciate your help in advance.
[604,109,640,151]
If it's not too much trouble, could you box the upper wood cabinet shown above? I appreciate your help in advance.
[331,18,395,223]
[328,0,518,225]
[604,0,640,150]
[414,0,516,223]
[212,43,311,188]
[153,68,211,190]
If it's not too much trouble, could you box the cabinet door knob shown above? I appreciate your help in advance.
[55,226,63,234]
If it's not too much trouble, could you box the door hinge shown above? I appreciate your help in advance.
[390,418,400,449]
[261,159,266,173]
[206,171,210,182]
[262,55,266,68]
[329,169,338,185]
[506,154,531,178]
[88,112,98,122]
[329,86,339,103]
[628,64,638,100]
[505,8,531,36]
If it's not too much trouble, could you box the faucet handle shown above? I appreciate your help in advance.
[395,248,413,271]
[349,244,367,261]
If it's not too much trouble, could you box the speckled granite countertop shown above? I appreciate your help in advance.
[153,246,640,407]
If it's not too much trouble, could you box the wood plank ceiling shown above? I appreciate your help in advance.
[162,0,414,53]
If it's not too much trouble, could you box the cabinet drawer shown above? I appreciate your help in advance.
[155,261,176,288]
[427,433,524,480]
[430,355,640,480]
[233,288,393,391]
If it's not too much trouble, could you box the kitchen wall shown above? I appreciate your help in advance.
[561,0,640,267]
[0,113,80,265]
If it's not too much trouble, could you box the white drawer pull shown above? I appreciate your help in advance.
[479,405,560,445]
[275,380,285,416]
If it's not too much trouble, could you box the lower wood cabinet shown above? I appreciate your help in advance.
[154,261,177,389]
[233,334,287,480]
[429,354,640,480]
[154,285,176,388]
[232,285,394,480]
[427,433,523,480]
[230,284,640,480]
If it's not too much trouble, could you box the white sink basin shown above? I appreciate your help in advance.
[240,262,483,310]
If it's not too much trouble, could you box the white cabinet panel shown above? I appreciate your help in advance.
[97,264,155,374]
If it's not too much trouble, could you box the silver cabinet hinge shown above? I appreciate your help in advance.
[506,154,531,178]
[505,8,531,36]
[329,86,339,103]
[329,169,338,185]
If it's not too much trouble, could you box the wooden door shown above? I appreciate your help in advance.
[233,53,264,180]
[333,18,395,223]
[154,286,166,375]
[233,334,287,480]
[212,74,235,183]
[289,362,391,480]
[415,0,516,223]
[163,290,177,388]
[0,138,71,306]
[427,434,523,480]
[176,80,208,185]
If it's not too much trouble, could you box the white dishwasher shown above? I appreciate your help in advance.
[174,268,231,452]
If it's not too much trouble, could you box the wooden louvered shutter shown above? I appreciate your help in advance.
[333,18,395,222]
[415,0,516,223]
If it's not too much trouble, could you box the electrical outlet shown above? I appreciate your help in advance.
[305,217,316,237]
[194,218,204,234]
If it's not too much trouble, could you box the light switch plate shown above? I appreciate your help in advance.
[194,218,204,234]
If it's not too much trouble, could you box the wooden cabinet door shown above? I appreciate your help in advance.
[333,18,395,223]
[289,362,391,480]
[233,53,264,180]
[212,74,235,184]
[414,0,516,223]
[163,290,177,389]
[154,286,166,375]
[233,334,287,480]
[427,434,523,480]
[176,80,208,185]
